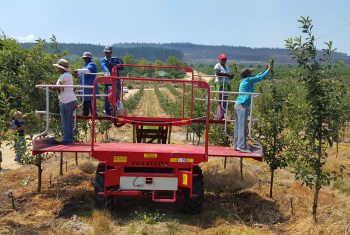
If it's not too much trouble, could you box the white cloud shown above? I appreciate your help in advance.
[16,34,35,42]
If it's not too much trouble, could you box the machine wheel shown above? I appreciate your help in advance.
[94,163,112,208]
[184,166,204,214]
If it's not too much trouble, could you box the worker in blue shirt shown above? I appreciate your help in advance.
[233,64,273,153]
[73,52,100,116]
[100,46,124,116]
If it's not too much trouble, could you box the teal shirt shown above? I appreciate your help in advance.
[236,69,270,106]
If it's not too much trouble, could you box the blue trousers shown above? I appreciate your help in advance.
[60,100,78,145]
[14,136,25,162]
[233,103,249,149]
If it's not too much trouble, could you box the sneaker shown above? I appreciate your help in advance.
[237,148,251,153]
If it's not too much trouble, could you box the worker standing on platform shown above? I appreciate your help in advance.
[12,111,26,163]
[100,46,124,116]
[234,64,273,153]
[214,54,235,120]
[53,59,78,145]
[73,52,100,116]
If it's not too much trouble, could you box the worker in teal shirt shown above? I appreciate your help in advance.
[100,46,124,116]
[234,64,273,153]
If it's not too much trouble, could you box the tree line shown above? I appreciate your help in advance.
[20,42,184,62]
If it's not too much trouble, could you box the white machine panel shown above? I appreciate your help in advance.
[120,176,178,190]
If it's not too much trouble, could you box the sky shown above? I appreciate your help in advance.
[1,0,350,56]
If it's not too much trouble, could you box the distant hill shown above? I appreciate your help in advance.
[112,42,350,64]
[19,42,184,62]
[20,42,350,64]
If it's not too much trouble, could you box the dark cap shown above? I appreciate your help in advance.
[103,46,112,52]
[240,68,255,77]
[81,52,93,60]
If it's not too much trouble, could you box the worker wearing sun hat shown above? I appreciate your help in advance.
[214,54,235,120]
[53,59,78,145]
[73,52,100,116]
[100,46,124,116]
[11,111,26,163]
[233,64,273,153]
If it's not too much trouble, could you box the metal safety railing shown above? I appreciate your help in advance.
[33,84,100,149]
[192,73,263,154]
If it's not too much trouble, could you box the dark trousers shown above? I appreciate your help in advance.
[83,100,96,116]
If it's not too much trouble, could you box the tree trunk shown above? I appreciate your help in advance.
[197,134,201,146]
[313,186,321,221]
[270,168,275,198]
[313,130,323,221]
[192,133,195,145]
[37,162,42,192]
[75,152,78,165]
[60,152,63,175]
[240,158,243,180]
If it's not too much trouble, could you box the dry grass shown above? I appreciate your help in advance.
[1,132,350,234]
[79,160,98,175]
[91,209,111,234]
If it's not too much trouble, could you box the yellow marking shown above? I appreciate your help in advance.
[114,156,127,162]
[181,120,187,123]
[170,158,178,162]
[144,153,157,158]
[183,174,188,185]
[118,118,124,121]
[186,158,194,163]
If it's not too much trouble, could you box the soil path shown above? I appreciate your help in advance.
[185,70,213,83]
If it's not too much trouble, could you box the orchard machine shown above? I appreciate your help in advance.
[33,65,263,213]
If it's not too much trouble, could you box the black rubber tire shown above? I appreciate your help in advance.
[184,166,204,214]
[94,163,112,208]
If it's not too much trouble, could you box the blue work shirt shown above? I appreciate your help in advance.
[236,69,270,106]
[12,119,25,136]
[100,57,124,92]
[78,61,100,102]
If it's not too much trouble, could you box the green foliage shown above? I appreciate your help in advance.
[123,84,144,111]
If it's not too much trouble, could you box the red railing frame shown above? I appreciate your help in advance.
[112,64,194,119]
[91,66,210,162]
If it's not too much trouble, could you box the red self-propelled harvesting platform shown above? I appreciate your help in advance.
[33,65,263,213]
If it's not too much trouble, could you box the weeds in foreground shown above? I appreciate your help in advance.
[17,175,36,186]
[134,209,166,224]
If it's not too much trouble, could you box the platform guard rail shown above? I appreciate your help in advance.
[34,65,263,157]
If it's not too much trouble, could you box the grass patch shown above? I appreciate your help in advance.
[78,209,93,218]
[127,222,136,234]
[333,180,350,195]
[167,219,180,234]
[92,209,111,234]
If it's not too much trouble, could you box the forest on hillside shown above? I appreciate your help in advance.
[19,42,184,62]
[20,42,350,64]
[113,42,350,64]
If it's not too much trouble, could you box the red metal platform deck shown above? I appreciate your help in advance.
[32,141,262,162]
